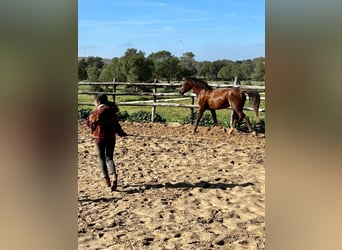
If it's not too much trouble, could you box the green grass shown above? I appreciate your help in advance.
[116,98,265,125]
[78,81,265,125]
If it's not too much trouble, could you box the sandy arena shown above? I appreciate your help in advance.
[78,121,265,249]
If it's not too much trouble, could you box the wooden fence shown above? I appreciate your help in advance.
[78,80,265,123]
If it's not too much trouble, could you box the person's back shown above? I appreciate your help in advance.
[88,104,116,142]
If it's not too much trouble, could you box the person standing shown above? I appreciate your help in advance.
[86,93,127,191]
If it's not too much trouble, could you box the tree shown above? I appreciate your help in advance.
[107,57,126,82]
[209,60,227,80]
[87,65,101,82]
[148,50,180,82]
[240,60,254,80]
[231,63,243,81]
[77,56,105,82]
[196,61,211,79]
[178,52,197,78]
[218,63,234,80]
[98,67,112,82]
[252,57,265,81]
[77,50,265,84]
[120,48,152,82]
[86,56,104,71]
[86,65,102,91]
[78,58,88,81]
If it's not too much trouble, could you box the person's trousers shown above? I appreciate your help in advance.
[96,138,116,178]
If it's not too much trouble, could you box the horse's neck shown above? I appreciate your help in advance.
[192,86,205,96]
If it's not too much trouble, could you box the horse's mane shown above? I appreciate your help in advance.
[186,77,213,90]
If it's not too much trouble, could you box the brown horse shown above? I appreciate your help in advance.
[179,77,260,134]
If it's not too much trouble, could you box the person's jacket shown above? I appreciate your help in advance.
[87,104,116,143]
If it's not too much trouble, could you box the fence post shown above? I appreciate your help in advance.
[191,96,195,124]
[112,77,116,103]
[151,79,157,122]
[230,76,240,127]
[233,76,238,85]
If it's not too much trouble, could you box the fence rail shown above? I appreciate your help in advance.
[78,81,265,123]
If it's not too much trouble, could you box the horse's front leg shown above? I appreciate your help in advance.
[194,109,205,133]
[210,109,218,126]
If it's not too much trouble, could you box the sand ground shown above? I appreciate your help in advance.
[78,121,265,249]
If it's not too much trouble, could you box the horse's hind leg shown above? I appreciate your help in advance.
[252,92,260,124]
[229,111,239,134]
[210,109,218,126]
[236,110,253,133]
[244,115,253,133]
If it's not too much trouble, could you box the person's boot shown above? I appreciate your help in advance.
[104,177,111,187]
[111,174,118,191]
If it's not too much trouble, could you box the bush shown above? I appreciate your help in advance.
[78,108,92,120]
[235,118,265,133]
[124,85,152,93]
[235,119,249,132]
[162,85,178,92]
[181,112,265,133]
[128,111,166,123]
[253,119,265,133]
[117,111,130,121]
[181,112,215,127]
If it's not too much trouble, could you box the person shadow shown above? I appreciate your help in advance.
[120,180,256,194]
[78,180,257,204]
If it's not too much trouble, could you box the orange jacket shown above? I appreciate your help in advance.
[87,104,116,142]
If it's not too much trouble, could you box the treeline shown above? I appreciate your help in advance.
[78,48,265,83]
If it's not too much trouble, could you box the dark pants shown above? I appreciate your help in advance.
[96,138,116,178]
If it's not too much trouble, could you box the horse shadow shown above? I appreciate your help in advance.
[120,180,255,194]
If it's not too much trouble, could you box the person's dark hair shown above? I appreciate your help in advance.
[95,93,108,104]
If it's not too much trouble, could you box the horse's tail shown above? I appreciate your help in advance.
[244,90,260,123]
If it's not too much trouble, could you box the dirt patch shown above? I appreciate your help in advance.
[78,121,265,249]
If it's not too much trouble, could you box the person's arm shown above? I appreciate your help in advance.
[86,112,98,132]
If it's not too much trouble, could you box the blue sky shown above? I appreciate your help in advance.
[78,0,264,61]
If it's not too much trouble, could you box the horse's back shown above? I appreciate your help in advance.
[205,89,231,109]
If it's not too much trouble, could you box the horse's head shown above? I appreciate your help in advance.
[179,78,192,95]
